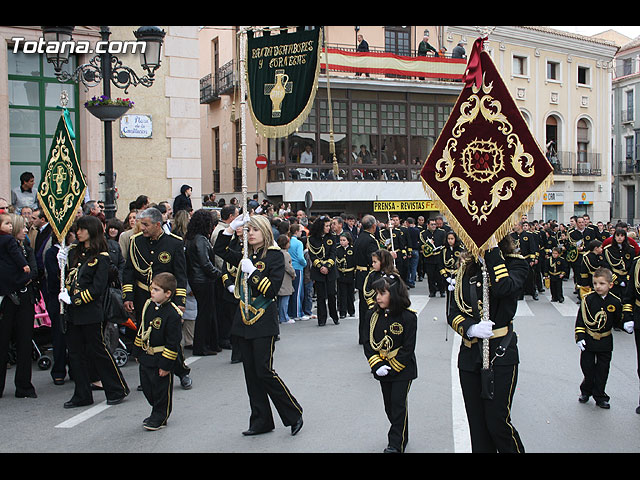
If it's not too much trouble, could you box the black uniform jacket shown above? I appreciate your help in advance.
[544,255,568,279]
[438,244,463,280]
[578,251,604,287]
[447,248,528,371]
[308,234,336,282]
[214,232,284,340]
[354,230,379,291]
[363,307,417,382]
[65,246,110,325]
[379,227,407,259]
[602,243,635,290]
[575,291,623,352]
[133,298,183,371]
[122,232,187,308]
[420,227,445,263]
[336,244,356,284]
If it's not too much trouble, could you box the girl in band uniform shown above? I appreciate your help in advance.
[336,231,356,319]
[214,214,303,436]
[58,215,129,408]
[363,274,417,453]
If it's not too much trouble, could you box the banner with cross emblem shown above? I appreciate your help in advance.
[37,108,86,242]
[246,26,322,138]
[420,36,553,258]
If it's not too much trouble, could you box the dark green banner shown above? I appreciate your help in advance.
[246,27,322,138]
[37,112,86,242]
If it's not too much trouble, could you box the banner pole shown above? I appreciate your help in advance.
[239,26,249,314]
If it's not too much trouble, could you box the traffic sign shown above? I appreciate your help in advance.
[255,154,268,169]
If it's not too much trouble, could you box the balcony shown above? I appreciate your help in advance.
[200,60,237,104]
[200,45,467,104]
[617,160,640,176]
[548,151,602,177]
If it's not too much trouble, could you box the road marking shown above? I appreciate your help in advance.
[55,402,112,428]
[515,299,534,316]
[450,333,471,453]
[545,293,580,317]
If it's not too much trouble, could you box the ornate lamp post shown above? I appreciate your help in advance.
[41,26,166,219]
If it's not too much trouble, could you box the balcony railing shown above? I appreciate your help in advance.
[200,60,237,104]
[200,45,467,104]
[548,151,602,176]
[617,160,640,175]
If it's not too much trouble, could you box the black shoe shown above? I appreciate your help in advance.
[15,391,37,398]
[559,298,564,303]
[193,349,217,356]
[429,293,436,298]
[635,405,640,414]
[230,358,242,364]
[53,378,65,386]
[596,400,610,409]
[64,399,94,409]
[333,318,340,325]
[180,375,193,390]
[106,395,126,406]
[384,445,401,453]
[242,428,273,436]
[578,394,589,404]
[532,293,539,300]
[440,292,445,297]
[291,416,303,436]
[144,421,167,431]
[219,341,232,350]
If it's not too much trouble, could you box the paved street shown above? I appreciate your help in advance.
[1,278,639,453]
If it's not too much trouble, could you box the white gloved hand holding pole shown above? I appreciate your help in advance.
[467,321,494,339]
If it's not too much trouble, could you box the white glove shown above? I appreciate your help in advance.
[227,285,235,294]
[229,213,250,231]
[447,277,456,291]
[467,321,494,339]
[577,339,586,351]
[56,245,68,269]
[58,289,71,305]
[376,365,391,377]
[624,321,634,334]
[240,258,257,275]
[620,281,626,288]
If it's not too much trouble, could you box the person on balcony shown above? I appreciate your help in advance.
[356,34,370,77]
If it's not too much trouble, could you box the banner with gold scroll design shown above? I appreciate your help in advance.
[246,27,322,138]
[37,112,86,242]
[420,37,553,258]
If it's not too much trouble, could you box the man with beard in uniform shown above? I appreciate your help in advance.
[420,218,446,297]
[511,221,538,300]
[122,207,192,389]
[354,214,379,344]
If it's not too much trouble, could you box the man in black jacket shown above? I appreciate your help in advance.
[172,184,192,215]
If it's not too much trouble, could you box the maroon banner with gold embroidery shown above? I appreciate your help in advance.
[420,37,553,258]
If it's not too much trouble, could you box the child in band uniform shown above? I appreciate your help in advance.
[134,272,183,430]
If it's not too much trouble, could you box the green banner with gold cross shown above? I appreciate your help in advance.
[246,26,323,138]
[37,111,86,243]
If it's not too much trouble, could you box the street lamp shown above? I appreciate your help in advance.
[41,26,166,220]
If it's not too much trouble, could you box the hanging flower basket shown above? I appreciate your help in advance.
[85,96,134,122]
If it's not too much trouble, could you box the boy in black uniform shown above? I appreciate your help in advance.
[578,240,604,300]
[134,272,183,430]
[543,247,568,303]
[575,267,626,409]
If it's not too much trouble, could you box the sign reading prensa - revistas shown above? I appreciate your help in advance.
[246,27,322,138]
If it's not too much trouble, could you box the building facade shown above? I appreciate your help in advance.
[1,26,202,217]
[199,26,619,224]
[612,36,640,224]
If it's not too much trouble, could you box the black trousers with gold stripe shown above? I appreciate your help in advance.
[238,335,303,432]
[459,364,525,453]
[380,379,412,452]
[65,321,129,404]
[140,363,173,426]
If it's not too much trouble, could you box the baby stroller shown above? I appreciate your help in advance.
[32,290,52,370]
[103,286,137,367]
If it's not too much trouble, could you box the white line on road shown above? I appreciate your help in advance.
[450,333,471,453]
[55,402,112,428]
